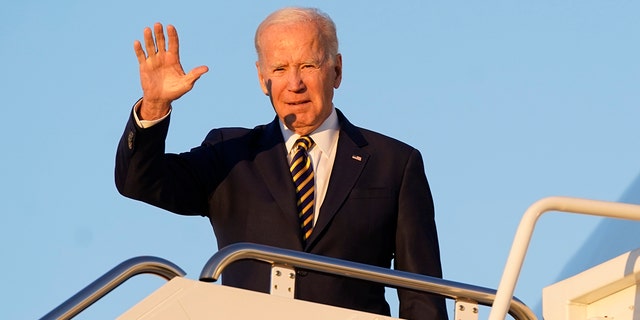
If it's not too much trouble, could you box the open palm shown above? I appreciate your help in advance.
[134,23,208,119]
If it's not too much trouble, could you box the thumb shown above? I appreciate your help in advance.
[186,65,209,83]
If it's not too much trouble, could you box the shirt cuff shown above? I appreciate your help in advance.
[133,99,171,128]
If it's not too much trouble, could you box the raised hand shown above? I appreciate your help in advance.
[134,23,209,120]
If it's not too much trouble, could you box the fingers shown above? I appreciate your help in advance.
[167,24,180,55]
[154,23,166,52]
[137,23,167,58]
[133,40,146,64]
[143,26,156,56]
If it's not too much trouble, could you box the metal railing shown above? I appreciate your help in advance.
[488,196,640,320]
[199,242,537,320]
[41,256,185,320]
[41,196,640,319]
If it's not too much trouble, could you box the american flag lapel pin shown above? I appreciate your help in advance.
[351,155,362,161]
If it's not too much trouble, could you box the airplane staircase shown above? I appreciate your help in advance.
[41,242,535,320]
[40,197,640,319]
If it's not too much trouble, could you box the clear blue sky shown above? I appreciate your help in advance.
[1,1,638,319]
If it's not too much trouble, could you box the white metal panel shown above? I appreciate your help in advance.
[586,285,637,319]
[118,277,402,320]
[542,247,640,320]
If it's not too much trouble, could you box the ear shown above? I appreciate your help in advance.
[333,53,343,89]
[256,61,269,95]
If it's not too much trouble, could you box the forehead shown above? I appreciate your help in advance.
[258,22,326,61]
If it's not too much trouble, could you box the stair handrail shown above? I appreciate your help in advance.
[41,256,185,320]
[488,196,640,320]
[199,242,537,320]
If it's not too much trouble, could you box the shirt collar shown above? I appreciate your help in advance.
[281,107,340,158]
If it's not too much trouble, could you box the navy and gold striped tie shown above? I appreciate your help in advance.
[290,136,315,242]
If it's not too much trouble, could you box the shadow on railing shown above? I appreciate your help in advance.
[40,256,185,320]
[199,242,537,320]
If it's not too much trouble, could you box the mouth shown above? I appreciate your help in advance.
[286,100,311,106]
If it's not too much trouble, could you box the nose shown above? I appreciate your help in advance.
[286,69,306,92]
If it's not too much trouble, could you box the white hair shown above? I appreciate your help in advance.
[254,7,339,62]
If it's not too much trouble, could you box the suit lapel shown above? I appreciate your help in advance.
[254,118,301,234]
[307,110,369,248]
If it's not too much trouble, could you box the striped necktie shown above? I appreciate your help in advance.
[290,136,315,242]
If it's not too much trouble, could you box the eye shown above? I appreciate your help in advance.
[272,66,286,73]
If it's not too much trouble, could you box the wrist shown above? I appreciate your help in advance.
[139,99,171,120]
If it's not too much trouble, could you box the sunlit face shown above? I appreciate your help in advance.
[256,22,342,135]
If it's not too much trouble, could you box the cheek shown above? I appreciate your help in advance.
[264,81,283,100]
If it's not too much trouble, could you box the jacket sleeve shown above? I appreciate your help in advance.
[114,105,211,216]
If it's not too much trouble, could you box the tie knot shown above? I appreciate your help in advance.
[294,136,314,152]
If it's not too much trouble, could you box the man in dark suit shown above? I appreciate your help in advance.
[115,7,448,319]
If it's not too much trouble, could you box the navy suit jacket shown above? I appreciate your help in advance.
[115,107,448,319]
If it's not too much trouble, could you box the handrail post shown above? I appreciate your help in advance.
[41,256,185,320]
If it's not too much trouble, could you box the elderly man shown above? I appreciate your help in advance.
[116,7,448,319]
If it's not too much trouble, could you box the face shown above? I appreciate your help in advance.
[256,22,342,135]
